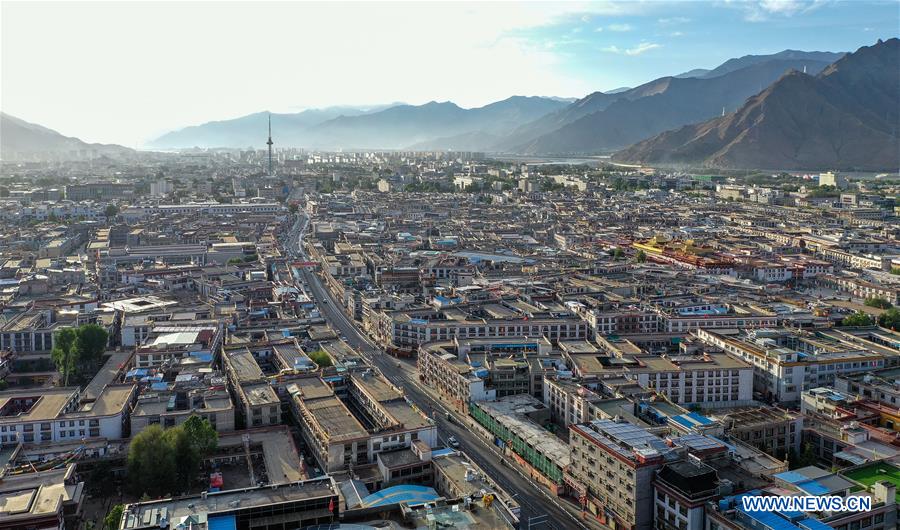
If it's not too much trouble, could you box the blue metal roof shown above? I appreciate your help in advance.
[207,515,237,530]
[774,470,807,484]
[671,415,694,429]
[742,509,801,530]
[798,518,835,530]
[687,411,714,425]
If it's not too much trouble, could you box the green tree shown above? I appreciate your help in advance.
[865,297,893,309]
[636,250,647,263]
[799,442,818,467]
[103,504,124,530]
[75,324,109,374]
[308,349,333,368]
[613,248,624,260]
[878,308,900,330]
[165,424,198,487]
[182,415,219,457]
[104,204,119,219]
[51,327,79,386]
[842,311,874,327]
[127,425,178,497]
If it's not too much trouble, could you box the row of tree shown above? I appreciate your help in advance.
[841,307,900,329]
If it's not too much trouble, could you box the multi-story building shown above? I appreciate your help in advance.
[0,464,84,530]
[712,407,802,458]
[567,418,673,530]
[287,372,436,473]
[119,477,340,530]
[654,303,778,333]
[0,385,135,445]
[0,311,59,353]
[372,305,588,354]
[469,395,571,492]
[130,388,235,435]
[418,336,562,410]
[653,460,719,530]
[132,321,223,368]
[561,339,754,408]
[696,327,893,403]
[223,348,282,428]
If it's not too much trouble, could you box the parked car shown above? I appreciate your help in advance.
[447,436,460,448]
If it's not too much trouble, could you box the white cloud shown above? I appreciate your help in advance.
[602,42,662,56]
[740,0,829,22]
[657,16,691,26]
[759,0,807,14]
[606,23,634,32]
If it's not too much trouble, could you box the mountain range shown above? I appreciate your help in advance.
[500,56,839,154]
[150,96,571,151]
[142,48,850,157]
[150,105,395,149]
[614,38,899,171]
[0,113,132,161]
[4,41,897,171]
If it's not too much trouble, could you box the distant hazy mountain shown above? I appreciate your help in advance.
[674,69,710,79]
[604,87,632,94]
[407,130,502,151]
[614,39,899,171]
[150,97,567,150]
[308,96,569,150]
[698,50,845,79]
[675,50,844,79]
[149,106,387,149]
[508,57,837,154]
[1,113,133,160]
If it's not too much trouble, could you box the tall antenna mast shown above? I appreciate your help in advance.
[266,113,274,175]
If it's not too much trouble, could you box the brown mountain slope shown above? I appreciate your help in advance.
[614,39,899,171]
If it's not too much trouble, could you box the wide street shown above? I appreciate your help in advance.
[283,213,601,530]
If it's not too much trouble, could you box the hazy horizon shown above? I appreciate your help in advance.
[2,1,898,147]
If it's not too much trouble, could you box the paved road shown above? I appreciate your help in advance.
[285,213,597,530]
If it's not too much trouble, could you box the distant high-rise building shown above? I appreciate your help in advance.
[818,171,848,189]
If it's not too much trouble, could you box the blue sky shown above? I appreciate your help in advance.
[2,1,898,146]
[510,0,899,91]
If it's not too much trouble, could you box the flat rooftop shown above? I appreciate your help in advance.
[353,373,402,402]
[70,385,135,417]
[242,383,280,407]
[304,397,368,442]
[121,477,338,530]
[0,389,77,424]
[226,349,264,383]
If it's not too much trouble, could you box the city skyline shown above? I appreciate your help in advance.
[2,0,897,147]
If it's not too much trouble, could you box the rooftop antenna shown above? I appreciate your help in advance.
[267,113,274,176]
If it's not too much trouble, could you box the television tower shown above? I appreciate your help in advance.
[266,113,274,175]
